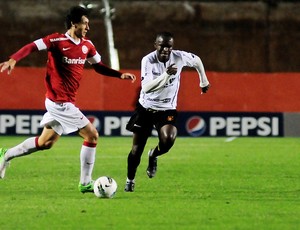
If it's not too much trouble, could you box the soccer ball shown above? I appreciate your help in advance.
[93,176,118,198]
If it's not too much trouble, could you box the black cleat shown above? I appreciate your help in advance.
[146,149,157,178]
[124,181,135,192]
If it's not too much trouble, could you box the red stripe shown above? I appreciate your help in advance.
[83,141,97,148]
[35,136,41,149]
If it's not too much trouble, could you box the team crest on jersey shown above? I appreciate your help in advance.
[167,116,174,121]
[82,45,88,54]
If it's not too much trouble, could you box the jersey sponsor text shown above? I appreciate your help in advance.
[62,56,86,64]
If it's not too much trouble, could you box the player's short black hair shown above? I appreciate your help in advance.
[155,32,174,41]
[65,6,89,29]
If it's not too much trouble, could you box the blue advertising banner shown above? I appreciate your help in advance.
[177,112,283,137]
[0,110,283,137]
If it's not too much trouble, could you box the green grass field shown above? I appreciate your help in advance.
[0,136,299,230]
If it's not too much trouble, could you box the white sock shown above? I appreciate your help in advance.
[80,142,96,185]
[5,137,39,161]
[126,178,135,183]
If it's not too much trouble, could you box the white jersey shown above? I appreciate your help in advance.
[138,50,209,110]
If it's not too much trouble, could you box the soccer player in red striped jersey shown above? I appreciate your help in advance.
[0,6,136,193]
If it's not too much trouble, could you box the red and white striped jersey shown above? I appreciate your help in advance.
[34,33,101,103]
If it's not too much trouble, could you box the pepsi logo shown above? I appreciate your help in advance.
[87,115,101,131]
[185,116,206,137]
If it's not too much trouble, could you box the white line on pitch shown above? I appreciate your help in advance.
[225,137,237,142]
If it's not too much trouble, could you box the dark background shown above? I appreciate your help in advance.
[0,0,299,72]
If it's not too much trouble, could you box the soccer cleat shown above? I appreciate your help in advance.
[124,181,135,192]
[146,149,158,178]
[78,181,94,193]
[0,148,9,179]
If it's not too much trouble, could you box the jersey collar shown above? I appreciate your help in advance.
[65,32,81,45]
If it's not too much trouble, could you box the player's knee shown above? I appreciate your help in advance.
[91,130,99,142]
[86,130,99,143]
[161,131,176,145]
[131,145,143,156]
[159,134,176,153]
[160,125,177,143]
[131,145,139,155]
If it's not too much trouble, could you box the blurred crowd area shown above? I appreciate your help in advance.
[0,0,299,72]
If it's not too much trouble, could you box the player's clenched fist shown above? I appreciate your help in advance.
[201,84,211,94]
[166,63,177,75]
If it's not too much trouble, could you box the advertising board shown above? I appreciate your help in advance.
[0,110,283,137]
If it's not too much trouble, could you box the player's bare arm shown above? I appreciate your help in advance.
[0,58,17,75]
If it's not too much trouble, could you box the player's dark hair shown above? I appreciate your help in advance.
[65,6,89,29]
[155,32,174,41]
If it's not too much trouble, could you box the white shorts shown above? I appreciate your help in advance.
[40,98,90,135]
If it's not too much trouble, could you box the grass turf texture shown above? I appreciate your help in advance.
[0,136,299,230]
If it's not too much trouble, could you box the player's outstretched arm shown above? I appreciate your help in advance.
[0,42,38,75]
[0,58,17,75]
[93,62,136,83]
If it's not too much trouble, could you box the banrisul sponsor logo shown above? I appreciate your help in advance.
[62,56,86,64]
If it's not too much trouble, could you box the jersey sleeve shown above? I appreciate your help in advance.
[34,38,47,51]
[86,40,101,64]
[10,42,38,62]
[34,33,59,51]
[141,55,172,93]
[9,34,56,61]
[92,62,122,78]
[87,51,101,64]
[181,51,210,88]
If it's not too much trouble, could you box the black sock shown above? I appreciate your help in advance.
[151,146,160,158]
[127,151,141,180]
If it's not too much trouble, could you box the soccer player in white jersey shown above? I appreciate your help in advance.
[124,32,210,192]
[0,6,136,193]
